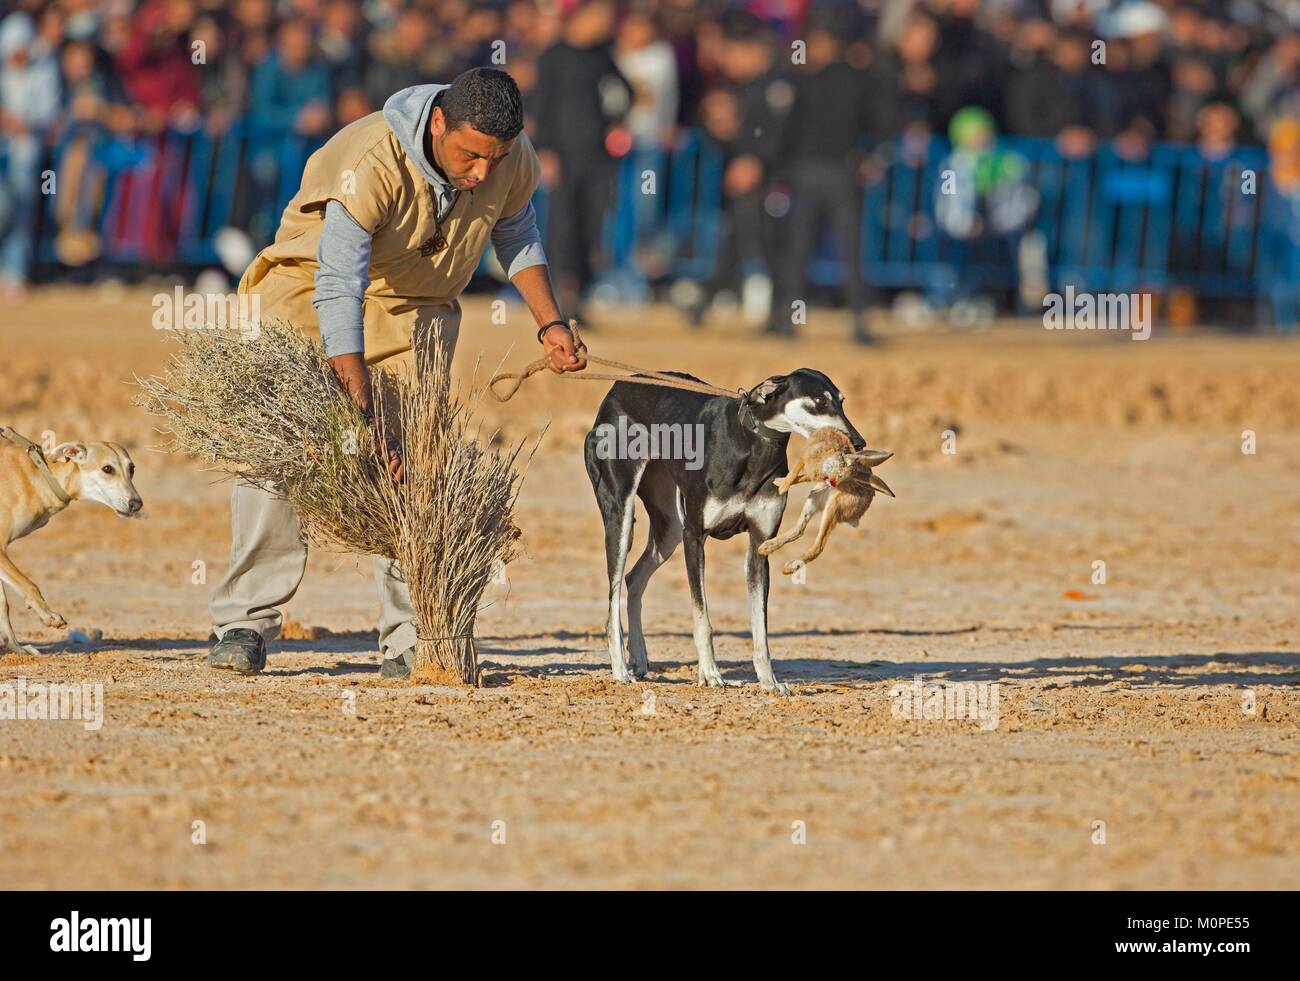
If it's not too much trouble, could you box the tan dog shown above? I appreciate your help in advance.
[0,428,142,654]
[758,427,894,574]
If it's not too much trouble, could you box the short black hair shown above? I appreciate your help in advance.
[441,68,524,141]
[721,9,771,43]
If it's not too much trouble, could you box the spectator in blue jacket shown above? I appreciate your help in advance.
[232,18,331,247]
[248,18,332,137]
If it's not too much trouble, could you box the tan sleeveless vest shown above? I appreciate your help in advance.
[237,111,539,367]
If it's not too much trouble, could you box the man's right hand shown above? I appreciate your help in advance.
[329,351,405,483]
[541,323,587,374]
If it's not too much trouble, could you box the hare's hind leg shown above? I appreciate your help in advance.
[758,483,828,556]
[782,490,846,574]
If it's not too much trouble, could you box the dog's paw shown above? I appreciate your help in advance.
[697,671,727,688]
[757,540,777,556]
[762,680,794,696]
[781,560,804,576]
[627,646,650,678]
[39,610,67,629]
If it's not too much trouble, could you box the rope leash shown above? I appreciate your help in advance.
[488,320,745,403]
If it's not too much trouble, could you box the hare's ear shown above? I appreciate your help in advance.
[866,473,896,498]
[851,449,893,468]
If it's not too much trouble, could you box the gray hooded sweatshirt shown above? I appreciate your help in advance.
[314,84,545,358]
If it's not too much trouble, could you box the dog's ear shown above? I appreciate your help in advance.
[747,375,789,404]
[49,442,88,463]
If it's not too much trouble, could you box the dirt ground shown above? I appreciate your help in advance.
[2,286,1298,889]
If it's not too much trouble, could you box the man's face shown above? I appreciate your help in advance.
[430,108,514,190]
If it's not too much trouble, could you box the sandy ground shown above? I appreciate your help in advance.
[2,287,1298,889]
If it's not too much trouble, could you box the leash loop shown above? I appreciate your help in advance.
[488,320,744,403]
[0,425,73,505]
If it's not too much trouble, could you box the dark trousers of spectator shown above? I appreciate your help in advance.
[930,229,1025,309]
[545,161,614,313]
[697,188,770,315]
[228,144,282,245]
[774,160,872,338]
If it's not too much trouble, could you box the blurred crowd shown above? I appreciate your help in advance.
[2,0,1299,326]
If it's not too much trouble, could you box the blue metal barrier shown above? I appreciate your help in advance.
[24,123,1297,329]
[34,121,323,269]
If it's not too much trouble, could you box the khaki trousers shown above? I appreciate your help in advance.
[209,301,461,658]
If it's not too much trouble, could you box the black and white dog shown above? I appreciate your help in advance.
[584,369,868,694]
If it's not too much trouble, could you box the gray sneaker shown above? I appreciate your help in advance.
[379,648,415,678]
[207,628,267,675]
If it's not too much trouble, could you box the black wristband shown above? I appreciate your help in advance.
[536,319,568,344]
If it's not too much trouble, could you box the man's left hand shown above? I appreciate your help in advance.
[542,323,588,373]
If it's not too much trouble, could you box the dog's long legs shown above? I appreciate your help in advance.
[746,527,791,695]
[682,523,725,687]
[0,582,37,655]
[601,462,646,683]
[625,469,683,678]
[757,484,828,556]
[0,547,64,629]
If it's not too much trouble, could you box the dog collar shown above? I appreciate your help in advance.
[0,426,72,505]
[737,400,787,443]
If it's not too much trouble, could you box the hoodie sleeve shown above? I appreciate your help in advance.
[491,200,546,279]
[491,134,545,278]
[313,200,372,358]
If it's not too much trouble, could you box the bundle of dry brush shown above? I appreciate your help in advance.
[135,319,536,685]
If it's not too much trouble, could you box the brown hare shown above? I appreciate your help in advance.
[758,428,894,575]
